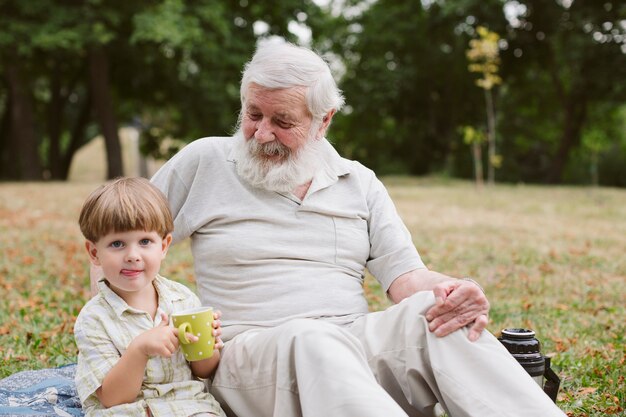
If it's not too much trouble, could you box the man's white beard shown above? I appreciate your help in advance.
[232,129,325,193]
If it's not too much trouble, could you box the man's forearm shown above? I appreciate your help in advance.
[387,268,457,303]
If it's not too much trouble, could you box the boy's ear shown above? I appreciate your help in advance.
[85,241,101,266]
[161,234,173,257]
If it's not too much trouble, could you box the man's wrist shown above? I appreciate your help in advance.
[462,277,485,294]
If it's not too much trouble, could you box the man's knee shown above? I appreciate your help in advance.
[279,319,363,357]
[394,291,437,323]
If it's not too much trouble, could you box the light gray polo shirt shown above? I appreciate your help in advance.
[151,137,425,341]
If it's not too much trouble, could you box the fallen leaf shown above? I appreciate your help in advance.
[577,387,597,396]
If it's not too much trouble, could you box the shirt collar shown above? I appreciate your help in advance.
[308,138,351,194]
[97,274,186,319]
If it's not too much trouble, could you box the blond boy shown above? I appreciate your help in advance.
[74,177,224,417]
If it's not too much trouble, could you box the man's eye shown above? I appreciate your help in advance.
[248,113,262,121]
[110,241,123,248]
[277,120,293,129]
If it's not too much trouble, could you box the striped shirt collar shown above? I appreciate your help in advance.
[97,275,187,319]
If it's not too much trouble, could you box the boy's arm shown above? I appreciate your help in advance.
[96,314,179,407]
[96,342,148,407]
[189,350,221,379]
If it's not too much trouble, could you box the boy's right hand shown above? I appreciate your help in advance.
[130,312,180,358]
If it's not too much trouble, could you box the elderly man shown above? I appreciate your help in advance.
[141,42,565,417]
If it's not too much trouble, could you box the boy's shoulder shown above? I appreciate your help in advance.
[74,292,110,330]
[155,275,197,300]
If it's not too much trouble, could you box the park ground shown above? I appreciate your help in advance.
[0,178,624,416]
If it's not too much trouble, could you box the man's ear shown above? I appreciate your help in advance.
[85,241,101,266]
[161,234,173,257]
[316,109,337,139]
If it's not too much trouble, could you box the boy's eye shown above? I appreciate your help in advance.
[139,239,151,246]
[110,241,124,248]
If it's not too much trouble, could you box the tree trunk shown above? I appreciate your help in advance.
[89,45,123,179]
[547,95,588,183]
[47,65,63,179]
[484,88,496,186]
[0,92,13,179]
[4,61,42,180]
[472,140,484,190]
[61,92,92,179]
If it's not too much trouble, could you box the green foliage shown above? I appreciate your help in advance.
[461,125,486,145]
[0,0,624,185]
[467,26,502,90]
[330,0,486,175]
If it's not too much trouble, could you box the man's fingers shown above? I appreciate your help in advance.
[426,288,468,322]
[428,299,474,331]
[468,314,489,342]
[431,285,453,308]
[426,284,489,338]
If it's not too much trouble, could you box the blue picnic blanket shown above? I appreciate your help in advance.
[0,364,82,416]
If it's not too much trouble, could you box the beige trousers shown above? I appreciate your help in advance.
[210,292,566,417]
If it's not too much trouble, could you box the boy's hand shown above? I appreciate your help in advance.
[213,310,224,350]
[131,312,180,358]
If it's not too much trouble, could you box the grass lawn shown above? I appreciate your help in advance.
[0,178,624,416]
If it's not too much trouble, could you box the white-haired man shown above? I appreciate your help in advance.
[107,42,566,417]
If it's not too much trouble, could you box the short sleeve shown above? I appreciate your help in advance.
[73,311,122,404]
[364,173,426,291]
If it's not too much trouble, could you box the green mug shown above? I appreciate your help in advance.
[171,307,214,361]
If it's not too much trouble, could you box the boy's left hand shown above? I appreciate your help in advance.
[183,310,223,349]
[212,310,224,350]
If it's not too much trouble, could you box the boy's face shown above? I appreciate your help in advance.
[86,230,172,300]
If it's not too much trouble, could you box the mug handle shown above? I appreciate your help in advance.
[178,322,192,344]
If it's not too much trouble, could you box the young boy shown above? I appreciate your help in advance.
[74,177,225,417]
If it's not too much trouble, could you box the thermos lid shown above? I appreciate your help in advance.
[501,328,536,339]
[498,328,542,355]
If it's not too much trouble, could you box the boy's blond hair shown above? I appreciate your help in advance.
[79,177,174,242]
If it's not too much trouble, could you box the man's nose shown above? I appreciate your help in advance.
[254,119,275,144]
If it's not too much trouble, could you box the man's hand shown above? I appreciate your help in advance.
[425,280,489,342]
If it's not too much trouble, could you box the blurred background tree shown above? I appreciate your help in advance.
[0,0,624,185]
[467,25,502,185]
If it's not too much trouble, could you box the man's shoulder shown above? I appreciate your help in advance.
[323,138,376,179]
[336,155,377,187]
[153,136,235,186]
[178,136,233,156]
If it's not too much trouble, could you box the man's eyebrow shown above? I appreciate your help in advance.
[274,112,295,120]
[245,104,297,120]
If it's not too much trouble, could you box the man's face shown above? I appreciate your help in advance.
[241,84,318,160]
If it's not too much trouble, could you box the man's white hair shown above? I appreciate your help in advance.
[240,41,345,121]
